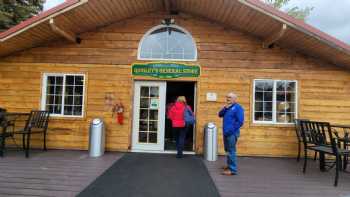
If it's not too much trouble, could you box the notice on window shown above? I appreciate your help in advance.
[150,98,159,109]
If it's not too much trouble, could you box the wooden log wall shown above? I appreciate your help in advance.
[1,12,350,157]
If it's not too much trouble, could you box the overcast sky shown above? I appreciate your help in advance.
[283,0,350,44]
[43,0,350,44]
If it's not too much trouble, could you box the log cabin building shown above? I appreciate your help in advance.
[0,0,350,157]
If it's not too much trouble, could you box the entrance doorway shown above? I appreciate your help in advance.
[165,82,195,152]
[132,81,196,153]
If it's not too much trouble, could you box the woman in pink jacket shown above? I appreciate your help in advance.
[168,96,193,158]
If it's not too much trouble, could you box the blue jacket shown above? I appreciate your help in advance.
[218,103,244,137]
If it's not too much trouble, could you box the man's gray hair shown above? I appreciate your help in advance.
[227,92,238,99]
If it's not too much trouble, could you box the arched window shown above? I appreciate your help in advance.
[138,25,197,61]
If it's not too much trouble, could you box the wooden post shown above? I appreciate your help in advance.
[263,23,287,48]
[49,18,81,44]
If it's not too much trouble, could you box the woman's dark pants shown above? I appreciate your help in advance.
[173,127,187,157]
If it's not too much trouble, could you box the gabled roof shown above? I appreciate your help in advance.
[0,0,350,68]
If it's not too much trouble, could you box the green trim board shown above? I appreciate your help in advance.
[132,62,200,79]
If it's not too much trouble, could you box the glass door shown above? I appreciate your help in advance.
[132,81,166,152]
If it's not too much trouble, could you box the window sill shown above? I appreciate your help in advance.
[250,123,295,128]
[49,116,86,121]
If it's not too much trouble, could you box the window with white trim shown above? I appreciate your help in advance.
[253,79,297,124]
[42,74,85,117]
[138,25,197,61]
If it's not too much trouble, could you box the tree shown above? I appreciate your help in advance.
[0,0,45,31]
[263,0,313,20]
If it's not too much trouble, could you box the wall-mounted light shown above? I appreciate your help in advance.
[161,18,175,26]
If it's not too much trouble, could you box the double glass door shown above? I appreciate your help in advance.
[132,81,166,152]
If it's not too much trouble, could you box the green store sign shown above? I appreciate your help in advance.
[132,62,200,79]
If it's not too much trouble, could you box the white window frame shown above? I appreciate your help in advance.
[252,79,298,125]
[137,24,198,61]
[41,73,86,118]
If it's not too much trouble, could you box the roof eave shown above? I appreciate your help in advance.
[0,0,88,42]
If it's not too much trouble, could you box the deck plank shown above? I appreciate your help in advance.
[0,150,123,197]
[204,156,350,197]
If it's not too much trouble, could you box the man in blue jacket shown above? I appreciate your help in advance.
[218,92,244,175]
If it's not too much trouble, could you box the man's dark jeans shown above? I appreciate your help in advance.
[224,134,238,173]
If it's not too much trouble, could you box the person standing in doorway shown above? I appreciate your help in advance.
[218,92,244,175]
[168,96,193,158]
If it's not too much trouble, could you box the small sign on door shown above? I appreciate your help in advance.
[150,98,159,109]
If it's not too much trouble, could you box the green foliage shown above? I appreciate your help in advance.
[0,0,45,31]
[263,0,313,20]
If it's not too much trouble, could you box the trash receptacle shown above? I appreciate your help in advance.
[89,118,105,157]
[204,122,217,161]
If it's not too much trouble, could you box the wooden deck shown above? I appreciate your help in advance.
[1,151,350,197]
[0,150,123,197]
[205,156,350,197]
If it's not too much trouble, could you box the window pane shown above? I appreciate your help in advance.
[65,86,74,95]
[66,76,75,85]
[141,87,149,97]
[47,85,55,95]
[74,96,83,106]
[263,81,273,91]
[64,106,73,115]
[289,113,296,123]
[139,132,147,143]
[276,92,285,101]
[56,77,63,84]
[276,81,286,91]
[287,82,296,92]
[255,81,264,91]
[286,93,296,102]
[140,98,149,108]
[149,121,158,131]
[277,101,289,112]
[255,112,263,121]
[55,95,62,105]
[263,112,272,121]
[54,105,62,114]
[46,95,54,105]
[255,102,263,112]
[75,76,84,86]
[288,103,295,113]
[75,86,84,95]
[65,96,73,105]
[46,105,54,113]
[140,109,148,120]
[277,113,288,123]
[150,87,159,97]
[55,85,63,95]
[264,92,273,102]
[139,26,196,60]
[47,76,56,85]
[149,133,157,143]
[149,110,158,120]
[139,121,148,131]
[263,102,272,111]
[73,106,82,116]
[277,113,294,123]
[255,92,263,102]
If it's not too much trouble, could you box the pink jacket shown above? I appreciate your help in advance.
[168,102,186,128]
